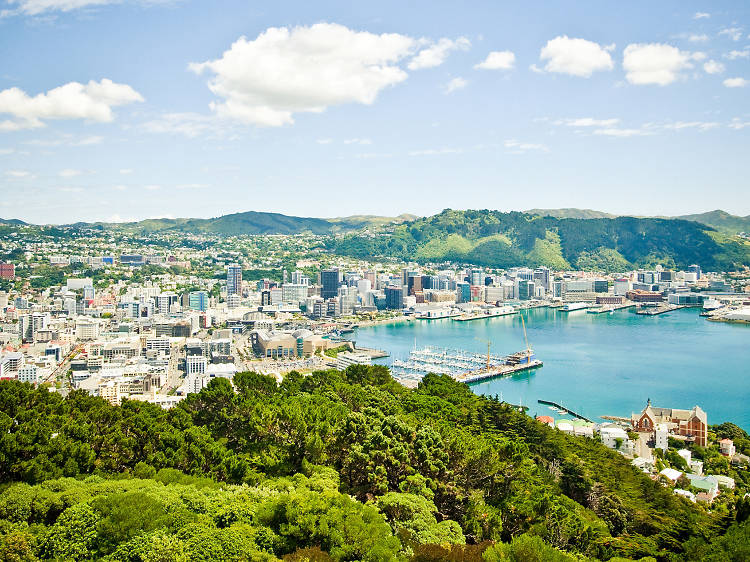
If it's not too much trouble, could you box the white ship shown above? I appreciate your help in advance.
[561,302,590,312]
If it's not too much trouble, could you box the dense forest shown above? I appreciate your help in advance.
[1,369,749,561]
[330,210,750,272]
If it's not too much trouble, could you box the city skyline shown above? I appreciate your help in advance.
[1,1,750,223]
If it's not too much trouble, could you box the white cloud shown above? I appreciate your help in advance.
[408,147,463,156]
[729,118,750,129]
[444,77,468,94]
[59,168,82,177]
[623,43,700,85]
[719,27,743,41]
[660,121,719,131]
[119,168,133,174]
[0,148,14,155]
[112,184,128,190]
[554,117,620,127]
[724,77,748,88]
[22,134,103,147]
[538,36,614,77]
[3,0,173,17]
[503,139,548,152]
[190,23,419,127]
[0,79,142,131]
[176,183,209,189]
[408,37,470,70]
[474,50,515,70]
[688,34,709,43]
[724,50,749,60]
[593,128,651,137]
[5,169,32,178]
[141,112,231,138]
[693,12,710,20]
[703,60,725,74]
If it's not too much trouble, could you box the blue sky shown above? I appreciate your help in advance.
[1,0,749,223]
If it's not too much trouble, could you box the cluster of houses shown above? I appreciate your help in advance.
[538,399,743,505]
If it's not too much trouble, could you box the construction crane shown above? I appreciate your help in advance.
[520,314,531,364]
[474,337,492,372]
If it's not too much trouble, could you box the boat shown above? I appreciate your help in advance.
[561,302,590,312]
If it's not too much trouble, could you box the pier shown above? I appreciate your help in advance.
[354,346,390,359]
[538,399,592,423]
[635,304,685,316]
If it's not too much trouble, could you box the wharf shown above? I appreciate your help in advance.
[601,415,631,424]
[459,359,543,383]
[355,346,390,359]
[538,399,593,423]
[635,304,684,316]
[453,310,517,322]
[586,303,636,314]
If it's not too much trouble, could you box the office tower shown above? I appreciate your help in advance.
[385,286,404,310]
[321,268,340,300]
[688,264,701,280]
[227,264,242,296]
[188,291,209,312]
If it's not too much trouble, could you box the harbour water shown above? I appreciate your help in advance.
[352,307,750,430]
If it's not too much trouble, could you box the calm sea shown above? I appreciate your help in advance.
[352,307,750,430]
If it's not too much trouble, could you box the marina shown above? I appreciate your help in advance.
[390,345,542,386]
[352,306,750,430]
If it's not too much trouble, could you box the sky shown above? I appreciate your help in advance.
[0,0,749,224]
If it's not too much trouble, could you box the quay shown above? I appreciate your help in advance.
[538,399,593,423]
[586,303,636,314]
[354,346,390,359]
[459,358,543,383]
[635,304,685,316]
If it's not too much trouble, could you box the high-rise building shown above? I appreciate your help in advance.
[456,281,471,304]
[188,291,209,312]
[384,286,404,310]
[227,264,242,296]
[688,265,701,280]
[321,268,341,300]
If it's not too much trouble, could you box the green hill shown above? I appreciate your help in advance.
[1,371,747,560]
[525,208,617,220]
[677,210,750,234]
[332,209,750,271]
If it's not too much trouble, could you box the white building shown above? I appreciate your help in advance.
[18,364,40,384]
[678,449,692,466]
[654,423,669,452]
[75,318,100,341]
[600,426,631,451]
[336,351,372,370]
[186,355,207,376]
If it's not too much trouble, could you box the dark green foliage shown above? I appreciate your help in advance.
[331,209,750,270]
[0,368,745,560]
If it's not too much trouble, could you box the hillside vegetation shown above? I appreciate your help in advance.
[1,371,748,561]
[332,209,750,271]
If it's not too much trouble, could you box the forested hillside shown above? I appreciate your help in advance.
[331,210,750,271]
[1,371,748,561]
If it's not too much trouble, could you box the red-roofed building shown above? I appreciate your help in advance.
[536,415,554,427]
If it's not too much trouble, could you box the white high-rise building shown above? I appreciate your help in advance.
[227,264,243,296]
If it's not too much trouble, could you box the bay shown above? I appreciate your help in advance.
[352,307,750,430]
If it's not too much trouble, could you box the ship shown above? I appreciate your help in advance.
[561,302,590,312]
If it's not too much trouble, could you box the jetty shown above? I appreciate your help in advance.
[635,304,684,316]
[354,346,389,359]
[538,399,592,423]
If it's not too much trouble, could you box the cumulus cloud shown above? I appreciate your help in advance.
[189,23,419,127]
[729,118,750,129]
[703,60,725,74]
[724,77,748,88]
[693,12,710,20]
[623,43,702,85]
[0,79,142,131]
[444,77,467,93]
[538,36,614,77]
[474,50,515,70]
[719,27,743,41]
[5,169,33,178]
[408,37,470,70]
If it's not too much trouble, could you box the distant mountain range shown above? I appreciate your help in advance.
[332,209,750,271]
[525,208,750,233]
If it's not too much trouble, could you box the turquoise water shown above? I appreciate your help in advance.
[352,308,750,430]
